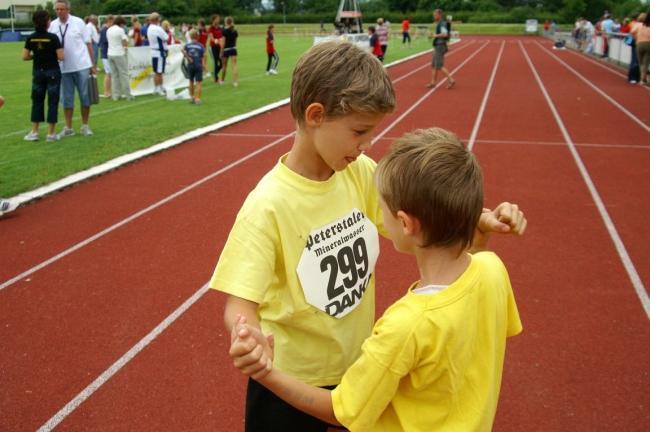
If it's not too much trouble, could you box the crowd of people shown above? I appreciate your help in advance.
[572,11,650,85]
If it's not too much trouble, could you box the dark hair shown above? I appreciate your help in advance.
[645,12,650,26]
[368,25,376,33]
[114,16,126,26]
[33,10,50,32]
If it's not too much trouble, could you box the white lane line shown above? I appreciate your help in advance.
[0,47,468,293]
[373,42,489,144]
[468,41,505,151]
[520,41,650,319]
[536,41,650,133]
[0,133,294,292]
[34,42,488,430]
[36,283,211,432]
[472,139,650,149]
[209,132,287,137]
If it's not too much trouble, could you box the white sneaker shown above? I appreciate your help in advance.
[270,69,278,75]
[80,125,93,136]
[46,134,59,142]
[0,198,19,216]
[233,82,239,87]
[24,132,39,141]
[57,127,75,139]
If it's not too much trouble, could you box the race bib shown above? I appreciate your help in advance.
[297,209,379,319]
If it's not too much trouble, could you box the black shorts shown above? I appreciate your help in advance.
[187,64,202,82]
[223,47,237,57]
[245,378,343,432]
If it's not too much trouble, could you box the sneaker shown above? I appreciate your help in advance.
[80,125,93,136]
[266,71,271,75]
[46,134,59,142]
[446,80,456,89]
[218,80,224,85]
[194,99,202,105]
[233,82,239,87]
[270,69,278,75]
[0,198,18,216]
[24,131,39,141]
[425,82,437,88]
[629,80,637,84]
[57,127,75,139]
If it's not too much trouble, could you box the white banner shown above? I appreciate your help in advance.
[127,44,188,96]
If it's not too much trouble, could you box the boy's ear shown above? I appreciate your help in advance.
[304,103,325,127]
[396,210,420,237]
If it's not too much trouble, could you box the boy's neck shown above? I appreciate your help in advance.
[284,129,335,181]
[414,245,471,288]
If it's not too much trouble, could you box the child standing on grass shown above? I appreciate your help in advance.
[182,29,206,105]
[22,10,64,142]
[368,25,384,62]
[231,127,525,431]
[210,41,525,432]
[265,24,279,75]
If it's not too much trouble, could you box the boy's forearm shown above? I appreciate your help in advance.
[224,296,260,333]
[258,370,340,426]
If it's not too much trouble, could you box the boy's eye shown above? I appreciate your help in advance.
[354,130,368,135]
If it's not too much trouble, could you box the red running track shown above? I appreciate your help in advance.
[1,37,648,431]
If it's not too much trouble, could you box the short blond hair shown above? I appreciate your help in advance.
[375,128,483,251]
[290,41,395,124]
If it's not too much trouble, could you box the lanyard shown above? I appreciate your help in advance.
[59,23,69,48]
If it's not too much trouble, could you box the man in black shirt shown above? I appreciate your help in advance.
[22,10,64,142]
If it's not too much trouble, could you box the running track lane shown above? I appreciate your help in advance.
[475,41,649,431]
[0,44,479,430]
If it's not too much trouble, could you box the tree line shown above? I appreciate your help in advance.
[37,0,647,24]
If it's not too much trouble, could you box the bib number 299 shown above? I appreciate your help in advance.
[320,237,369,300]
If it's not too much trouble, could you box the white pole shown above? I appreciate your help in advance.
[10,2,15,33]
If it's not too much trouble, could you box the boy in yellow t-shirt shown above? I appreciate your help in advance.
[230,128,526,431]
[212,42,525,431]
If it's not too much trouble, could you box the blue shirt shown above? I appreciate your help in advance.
[184,41,205,65]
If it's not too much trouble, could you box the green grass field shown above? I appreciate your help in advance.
[0,34,438,197]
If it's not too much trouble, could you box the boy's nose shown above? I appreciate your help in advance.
[359,137,373,151]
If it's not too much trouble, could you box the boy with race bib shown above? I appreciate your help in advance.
[210,41,525,432]
[231,127,526,431]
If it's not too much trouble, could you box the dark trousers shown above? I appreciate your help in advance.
[628,40,640,82]
[245,378,341,432]
[211,44,222,79]
[403,31,411,44]
[266,52,279,71]
[31,68,61,124]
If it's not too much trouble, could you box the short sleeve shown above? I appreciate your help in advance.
[53,34,62,49]
[81,20,91,43]
[24,36,30,50]
[331,307,418,429]
[209,211,277,304]
[440,23,449,35]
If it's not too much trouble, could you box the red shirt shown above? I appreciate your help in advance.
[197,28,208,47]
[266,30,275,54]
[402,19,410,32]
[208,25,223,47]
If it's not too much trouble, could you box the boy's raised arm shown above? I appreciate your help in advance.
[471,202,527,253]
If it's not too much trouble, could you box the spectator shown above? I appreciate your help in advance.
[221,16,239,87]
[98,15,113,98]
[401,17,411,45]
[368,25,383,61]
[207,15,224,83]
[141,16,150,46]
[22,10,64,142]
[427,8,455,89]
[129,16,143,46]
[49,0,96,138]
[85,15,99,66]
[162,20,176,45]
[376,18,389,58]
[182,29,206,104]
[147,12,169,96]
[624,16,640,84]
[544,19,551,36]
[631,12,650,86]
[265,24,279,74]
[602,13,615,57]
[107,16,132,100]
[196,19,208,48]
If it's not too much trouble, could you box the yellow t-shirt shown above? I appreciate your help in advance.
[331,252,522,431]
[210,154,384,386]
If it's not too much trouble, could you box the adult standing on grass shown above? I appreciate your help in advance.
[107,16,133,101]
[22,10,64,142]
[98,15,113,98]
[376,18,389,58]
[631,12,650,86]
[221,16,239,87]
[85,15,99,67]
[49,0,96,138]
[147,12,169,96]
[427,8,455,89]
[208,15,224,84]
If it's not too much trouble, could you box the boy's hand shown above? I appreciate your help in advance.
[472,202,527,252]
[229,315,274,380]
